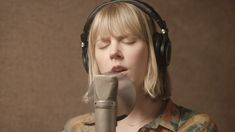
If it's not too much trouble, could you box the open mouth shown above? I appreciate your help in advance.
[111,65,128,73]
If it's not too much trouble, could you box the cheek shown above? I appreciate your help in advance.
[125,45,148,82]
[95,51,110,73]
[129,44,148,68]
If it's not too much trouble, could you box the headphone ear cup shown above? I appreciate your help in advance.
[81,32,89,73]
[163,35,171,67]
[154,32,163,68]
[82,45,89,73]
[154,32,171,68]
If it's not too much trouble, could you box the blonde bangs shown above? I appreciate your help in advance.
[90,3,148,44]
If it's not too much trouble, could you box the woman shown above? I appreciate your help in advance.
[64,1,217,132]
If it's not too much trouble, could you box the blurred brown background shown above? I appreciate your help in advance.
[0,0,234,131]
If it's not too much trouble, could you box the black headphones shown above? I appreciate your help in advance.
[81,0,171,73]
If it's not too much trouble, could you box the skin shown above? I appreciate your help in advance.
[94,33,163,132]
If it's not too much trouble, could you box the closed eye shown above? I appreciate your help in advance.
[122,40,136,44]
[121,37,137,45]
[96,41,110,49]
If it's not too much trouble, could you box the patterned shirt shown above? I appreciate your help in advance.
[63,99,217,132]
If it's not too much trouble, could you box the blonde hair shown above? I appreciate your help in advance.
[84,2,165,102]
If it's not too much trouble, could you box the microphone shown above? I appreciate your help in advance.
[93,74,118,132]
[92,73,136,132]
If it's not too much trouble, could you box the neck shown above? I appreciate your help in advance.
[117,86,164,128]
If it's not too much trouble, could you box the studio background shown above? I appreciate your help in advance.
[0,0,234,131]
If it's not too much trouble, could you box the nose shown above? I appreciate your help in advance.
[109,40,123,60]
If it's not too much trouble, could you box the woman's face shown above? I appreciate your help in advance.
[94,33,149,88]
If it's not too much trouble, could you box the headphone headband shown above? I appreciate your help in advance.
[81,0,168,48]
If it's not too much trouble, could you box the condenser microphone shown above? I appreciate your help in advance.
[93,74,118,132]
[92,72,136,132]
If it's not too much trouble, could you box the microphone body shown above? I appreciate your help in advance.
[95,100,116,132]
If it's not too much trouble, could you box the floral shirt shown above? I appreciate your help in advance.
[63,99,217,132]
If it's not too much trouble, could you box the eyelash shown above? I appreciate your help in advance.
[122,40,136,44]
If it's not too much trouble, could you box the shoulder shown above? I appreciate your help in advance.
[63,113,95,132]
[176,105,218,132]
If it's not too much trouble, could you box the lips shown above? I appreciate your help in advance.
[111,65,128,73]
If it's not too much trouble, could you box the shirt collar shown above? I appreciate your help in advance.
[148,99,180,132]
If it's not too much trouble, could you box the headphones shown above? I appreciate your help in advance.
[81,0,171,73]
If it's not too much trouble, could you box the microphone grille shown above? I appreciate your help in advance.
[93,75,118,101]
